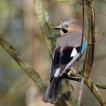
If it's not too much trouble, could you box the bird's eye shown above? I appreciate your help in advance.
[64,25,68,28]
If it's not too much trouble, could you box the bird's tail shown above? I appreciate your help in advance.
[42,77,61,104]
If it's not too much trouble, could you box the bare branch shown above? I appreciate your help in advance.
[66,73,106,89]
[95,27,106,42]
[0,34,68,106]
[85,78,106,106]
[83,0,95,77]
[34,0,73,105]
[94,82,106,89]
[90,4,106,16]
[33,0,53,58]
[78,77,85,106]
[56,0,75,2]
[1,34,106,106]
[77,0,85,105]
[0,34,46,92]
[0,0,106,105]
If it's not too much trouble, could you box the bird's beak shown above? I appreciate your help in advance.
[54,25,61,29]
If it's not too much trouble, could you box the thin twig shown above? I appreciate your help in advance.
[78,77,85,106]
[76,0,85,76]
[66,73,106,89]
[57,0,75,2]
[77,0,85,105]
[90,4,106,16]
[78,0,106,16]
[94,82,106,89]
[95,27,106,41]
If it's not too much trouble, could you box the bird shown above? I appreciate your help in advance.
[42,18,87,104]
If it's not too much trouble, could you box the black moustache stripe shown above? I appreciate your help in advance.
[62,29,68,33]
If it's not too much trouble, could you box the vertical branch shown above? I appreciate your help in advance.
[81,0,106,105]
[82,0,85,48]
[78,77,85,106]
[33,0,71,105]
[83,0,95,77]
[77,1,85,105]
[76,0,85,75]
[33,0,53,58]
[82,0,85,49]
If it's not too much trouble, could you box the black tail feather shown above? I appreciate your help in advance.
[42,77,61,104]
[42,83,51,103]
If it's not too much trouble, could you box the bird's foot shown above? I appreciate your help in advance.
[67,67,76,76]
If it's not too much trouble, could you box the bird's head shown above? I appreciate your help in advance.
[54,18,82,35]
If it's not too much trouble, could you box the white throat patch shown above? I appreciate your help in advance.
[60,30,64,35]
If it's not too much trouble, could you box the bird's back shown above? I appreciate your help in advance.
[56,32,86,50]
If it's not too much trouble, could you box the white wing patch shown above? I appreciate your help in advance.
[54,68,60,77]
[71,48,77,57]
[52,53,54,59]
[60,53,80,77]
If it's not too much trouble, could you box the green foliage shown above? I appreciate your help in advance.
[1,0,106,106]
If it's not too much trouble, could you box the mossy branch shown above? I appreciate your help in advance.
[66,74,106,89]
[85,78,106,105]
[0,0,106,105]
[34,0,71,105]
[0,34,68,106]
[82,0,106,105]
[83,0,95,77]
[0,34,46,92]
[0,30,106,106]
[33,0,53,58]
[67,75,106,105]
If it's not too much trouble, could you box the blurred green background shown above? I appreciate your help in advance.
[0,0,106,106]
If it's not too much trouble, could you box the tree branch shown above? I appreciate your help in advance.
[34,0,72,105]
[56,0,75,2]
[85,78,106,106]
[66,74,106,89]
[33,0,53,58]
[0,34,46,92]
[0,34,106,106]
[77,0,106,105]
[0,34,69,106]
[0,0,106,105]
[83,0,95,78]
[95,27,106,42]
[94,82,106,89]
[77,0,85,105]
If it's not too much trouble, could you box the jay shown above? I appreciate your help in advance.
[42,18,87,104]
